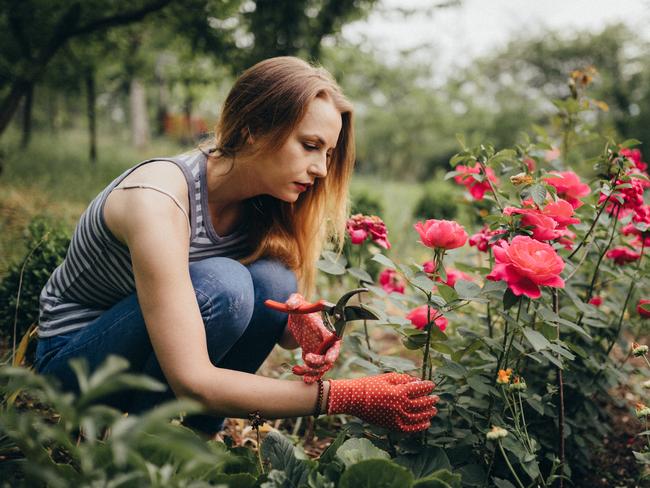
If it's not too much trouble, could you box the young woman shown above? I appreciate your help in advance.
[35,56,439,434]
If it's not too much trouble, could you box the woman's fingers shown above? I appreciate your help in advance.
[383,372,419,385]
[404,394,439,413]
[405,380,435,399]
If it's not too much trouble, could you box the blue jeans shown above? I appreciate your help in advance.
[34,257,297,433]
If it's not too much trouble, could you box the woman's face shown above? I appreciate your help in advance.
[256,95,343,203]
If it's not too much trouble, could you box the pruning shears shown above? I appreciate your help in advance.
[264,288,380,354]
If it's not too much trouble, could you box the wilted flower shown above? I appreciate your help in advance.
[632,342,649,357]
[543,171,590,209]
[486,236,565,299]
[497,368,513,385]
[509,376,527,391]
[486,426,509,440]
[407,305,448,332]
[510,172,534,186]
[414,219,468,250]
[638,299,650,319]
[454,163,499,200]
[346,214,391,249]
[379,269,405,294]
[636,402,650,418]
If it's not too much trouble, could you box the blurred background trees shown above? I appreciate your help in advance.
[0,0,649,177]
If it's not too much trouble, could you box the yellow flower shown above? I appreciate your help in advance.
[486,425,508,440]
[497,368,513,385]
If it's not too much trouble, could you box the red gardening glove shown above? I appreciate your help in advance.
[286,293,342,384]
[327,372,439,433]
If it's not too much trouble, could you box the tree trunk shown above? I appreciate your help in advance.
[183,78,193,144]
[20,83,34,149]
[155,54,169,137]
[0,81,31,136]
[86,68,97,164]
[130,78,149,149]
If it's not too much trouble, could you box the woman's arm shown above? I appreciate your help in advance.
[115,186,326,419]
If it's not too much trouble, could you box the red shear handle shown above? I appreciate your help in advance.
[264,298,329,314]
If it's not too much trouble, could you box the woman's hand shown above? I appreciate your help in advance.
[327,372,439,433]
[285,293,342,383]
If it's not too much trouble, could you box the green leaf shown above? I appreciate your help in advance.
[437,283,458,303]
[317,259,345,275]
[348,267,373,283]
[436,361,468,379]
[466,375,491,395]
[372,254,396,270]
[394,446,451,478]
[319,432,347,465]
[620,138,642,149]
[522,327,551,352]
[528,183,547,207]
[458,464,486,486]
[454,280,481,299]
[492,478,517,488]
[413,469,462,488]
[335,438,390,468]
[211,473,257,488]
[502,289,518,310]
[430,342,454,355]
[338,459,414,488]
[261,431,313,487]
[410,273,436,291]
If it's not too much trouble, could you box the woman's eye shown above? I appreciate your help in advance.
[303,143,319,151]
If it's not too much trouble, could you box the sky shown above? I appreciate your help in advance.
[342,0,650,79]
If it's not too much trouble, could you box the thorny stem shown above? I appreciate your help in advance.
[567,169,620,261]
[359,248,372,351]
[478,160,504,211]
[498,441,526,488]
[606,239,645,357]
[553,289,565,488]
[518,392,534,453]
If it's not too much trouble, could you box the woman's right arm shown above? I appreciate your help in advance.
[113,187,328,419]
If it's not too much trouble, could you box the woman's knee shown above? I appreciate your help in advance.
[247,258,297,303]
[189,257,255,335]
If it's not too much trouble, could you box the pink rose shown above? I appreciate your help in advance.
[486,236,565,299]
[505,206,561,241]
[407,305,448,331]
[414,219,468,250]
[638,299,650,318]
[543,171,590,209]
[599,178,646,216]
[346,214,391,249]
[454,163,499,200]
[544,148,561,162]
[606,246,641,265]
[436,267,474,288]
[469,226,502,252]
[621,148,648,173]
[379,269,405,294]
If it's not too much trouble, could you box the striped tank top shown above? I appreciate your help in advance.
[38,150,251,338]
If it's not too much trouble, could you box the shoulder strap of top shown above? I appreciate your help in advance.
[115,184,192,238]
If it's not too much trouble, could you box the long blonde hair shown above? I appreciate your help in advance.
[212,56,355,297]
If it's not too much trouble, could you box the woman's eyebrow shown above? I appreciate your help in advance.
[303,134,336,150]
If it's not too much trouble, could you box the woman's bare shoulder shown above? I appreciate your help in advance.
[104,160,191,245]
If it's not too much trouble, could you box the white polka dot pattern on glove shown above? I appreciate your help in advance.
[286,293,342,384]
[327,372,439,433]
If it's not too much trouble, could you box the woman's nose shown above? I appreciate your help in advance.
[309,154,328,178]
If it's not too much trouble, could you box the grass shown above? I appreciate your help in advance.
[0,128,467,275]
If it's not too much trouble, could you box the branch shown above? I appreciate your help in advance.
[71,0,173,38]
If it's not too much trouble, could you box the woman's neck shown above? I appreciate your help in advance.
[205,154,260,216]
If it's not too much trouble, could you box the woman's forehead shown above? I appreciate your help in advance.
[297,98,342,148]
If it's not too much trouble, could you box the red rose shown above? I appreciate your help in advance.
[606,246,641,265]
[379,269,405,294]
[486,236,565,299]
[454,163,499,200]
[621,148,648,173]
[543,171,590,209]
[638,299,650,318]
[346,214,391,249]
[589,296,603,307]
[414,219,468,250]
[469,226,502,252]
[407,305,448,331]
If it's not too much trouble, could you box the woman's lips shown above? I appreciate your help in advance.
[294,182,309,192]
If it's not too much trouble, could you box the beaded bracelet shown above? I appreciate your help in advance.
[313,379,325,418]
